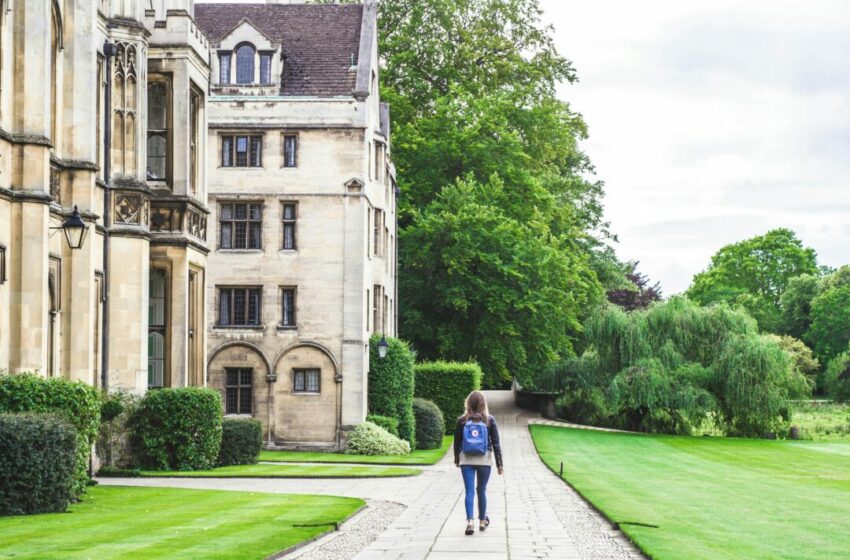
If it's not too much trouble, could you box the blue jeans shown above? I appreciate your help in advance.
[461,465,492,520]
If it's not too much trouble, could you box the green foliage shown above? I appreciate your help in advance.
[824,351,850,403]
[779,273,820,339]
[0,373,101,496]
[346,421,411,456]
[764,334,819,390]
[365,415,400,438]
[367,335,416,447]
[806,284,850,365]
[687,228,819,332]
[401,177,601,387]
[128,387,223,471]
[218,419,263,467]
[412,398,445,450]
[0,413,77,515]
[414,360,482,432]
[97,391,139,469]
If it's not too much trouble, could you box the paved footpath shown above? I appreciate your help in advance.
[99,391,643,560]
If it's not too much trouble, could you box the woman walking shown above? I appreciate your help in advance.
[454,391,504,535]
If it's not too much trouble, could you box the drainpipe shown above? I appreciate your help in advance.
[101,41,116,391]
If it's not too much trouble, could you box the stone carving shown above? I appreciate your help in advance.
[150,205,184,233]
[187,210,207,241]
[114,193,143,224]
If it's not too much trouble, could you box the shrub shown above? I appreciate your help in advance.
[218,419,263,466]
[346,421,411,456]
[0,413,77,515]
[129,387,222,471]
[414,361,482,433]
[97,392,139,469]
[368,335,416,447]
[412,398,444,450]
[0,373,101,497]
[824,351,850,403]
[366,414,399,437]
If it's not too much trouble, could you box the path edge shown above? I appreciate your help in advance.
[265,502,369,560]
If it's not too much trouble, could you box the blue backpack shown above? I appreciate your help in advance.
[462,417,490,455]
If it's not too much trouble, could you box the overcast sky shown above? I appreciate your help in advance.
[538,0,850,294]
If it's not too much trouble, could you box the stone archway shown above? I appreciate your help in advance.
[207,342,272,438]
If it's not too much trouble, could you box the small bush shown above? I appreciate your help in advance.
[824,351,850,403]
[366,414,399,437]
[0,413,77,515]
[346,421,411,456]
[412,398,444,450]
[414,361,482,433]
[0,374,101,497]
[218,419,263,466]
[129,387,223,471]
[368,335,416,447]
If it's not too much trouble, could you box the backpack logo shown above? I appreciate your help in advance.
[462,419,489,456]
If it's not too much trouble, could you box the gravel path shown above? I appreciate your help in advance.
[98,390,644,560]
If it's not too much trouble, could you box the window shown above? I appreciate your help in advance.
[374,141,385,182]
[219,202,262,250]
[217,287,262,326]
[282,203,296,249]
[219,53,231,84]
[221,135,262,167]
[374,209,383,256]
[0,245,6,284]
[147,79,168,181]
[259,52,272,84]
[373,284,382,334]
[225,368,252,414]
[281,287,296,328]
[189,88,201,194]
[112,43,138,177]
[366,289,370,332]
[283,134,297,168]
[293,369,320,394]
[367,208,372,257]
[236,44,255,84]
[148,269,167,388]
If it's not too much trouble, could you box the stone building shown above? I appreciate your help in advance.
[0,0,211,392]
[195,1,397,449]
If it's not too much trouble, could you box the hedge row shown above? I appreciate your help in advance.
[412,398,444,450]
[0,413,78,515]
[414,361,483,434]
[218,419,263,466]
[0,374,100,496]
[368,335,416,448]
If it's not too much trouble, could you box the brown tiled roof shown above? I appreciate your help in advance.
[194,3,363,97]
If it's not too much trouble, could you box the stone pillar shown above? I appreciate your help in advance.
[340,193,368,426]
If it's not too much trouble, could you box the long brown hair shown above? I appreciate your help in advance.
[460,390,489,421]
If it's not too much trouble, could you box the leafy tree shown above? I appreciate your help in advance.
[779,274,820,339]
[823,349,850,402]
[806,285,850,365]
[687,229,819,332]
[607,261,662,311]
[399,176,601,388]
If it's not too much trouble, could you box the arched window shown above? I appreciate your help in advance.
[235,44,255,84]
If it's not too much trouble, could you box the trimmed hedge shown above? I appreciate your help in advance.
[412,398,444,450]
[218,419,263,466]
[129,387,223,471]
[414,361,483,434]
[366,414,400,438]
[0,373,101,497]
[346,421,411,456]
[0,413,77,515]
[368,335,416,448]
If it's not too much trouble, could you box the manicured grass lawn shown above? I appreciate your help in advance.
[0,485,363,560]
[259,436,452,465]
[530,424,850,560]
[139,463,420,478]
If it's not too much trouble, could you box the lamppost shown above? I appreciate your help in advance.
[60,206,89,249]
[377,335,389,359]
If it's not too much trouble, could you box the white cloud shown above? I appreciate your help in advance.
[541,0,850,293]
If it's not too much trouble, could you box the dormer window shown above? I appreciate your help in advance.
[219,53,232,85]
[236,44,255,84]
[260,52,273,85]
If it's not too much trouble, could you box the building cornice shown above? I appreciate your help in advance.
[209,123,365,131]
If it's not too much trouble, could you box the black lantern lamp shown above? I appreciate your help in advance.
[377,335,389,359]
[61,206,89,250]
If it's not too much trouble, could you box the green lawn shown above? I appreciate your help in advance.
[259,436,452,465]
[0,485,363,560]
[530,424,850,560]
[139,463,420,478]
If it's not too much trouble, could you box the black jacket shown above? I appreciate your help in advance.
[453,414,503,469]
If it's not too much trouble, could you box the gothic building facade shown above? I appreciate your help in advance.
[0,0,210,392]
[0,0,396,450]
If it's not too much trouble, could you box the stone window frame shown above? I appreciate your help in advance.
[218,51,232,85]
[281,201,297,251]
[146,73,173,186]
[216,285,263,328]
[0,244,7,284]
[220,134,263,168]
[189,85,203,195]
[279,286,297,330]
[282,132,298,168]
[225,367,253,415]
[235,42,256,85]
[218,201,263,251]
[259,51,274,85]
[293,368,321,394]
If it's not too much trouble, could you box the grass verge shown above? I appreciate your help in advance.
[0,485,363,560]
[139,463,420,478]
[530,424,850,560]
[259,436,452,465]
